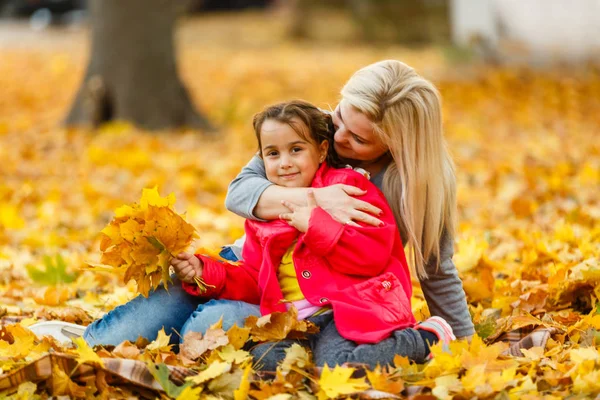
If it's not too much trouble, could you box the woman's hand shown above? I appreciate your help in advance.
[312,184,383,227]
[170,252,203,283]
[280,189,318,232]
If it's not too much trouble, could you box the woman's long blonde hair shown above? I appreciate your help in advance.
[341,60,456,279]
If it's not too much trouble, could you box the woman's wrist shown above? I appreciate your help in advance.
[254,185,309,220]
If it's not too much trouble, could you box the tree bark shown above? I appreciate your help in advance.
[66,0,213,132]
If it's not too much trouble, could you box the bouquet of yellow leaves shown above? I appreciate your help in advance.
[88,187,199,297]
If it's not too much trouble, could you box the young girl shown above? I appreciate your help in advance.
[171,100,454,370]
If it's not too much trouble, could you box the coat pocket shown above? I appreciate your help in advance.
[353,272,413,325]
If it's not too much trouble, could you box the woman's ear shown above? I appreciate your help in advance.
[319,140,329,163]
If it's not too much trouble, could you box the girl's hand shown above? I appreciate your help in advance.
[280,189,318,233]
[313,184,383,227]
[170,252,203,283]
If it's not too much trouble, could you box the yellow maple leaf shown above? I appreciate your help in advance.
[234,365,253,400]
[32,285,73,306]
[187,361,232,385]
[50,364,87,398]
[279,343,311,376]
[93,188,199,297]
[460,334,512,371]
[218,344,251,364]
[146,328,173,353]
[454,236,488,273]
[0,324,36,359]
[366,366,404,394]
[176,385,203,399]
[0,204,25,229]
[140,186,175,210]
[226,323,251,350]
[119,219,143,243]
[317,364,370,400]
[431,374,460,400]
[73,336,104,367]
[424,340,469,379]
[461,364,489,396]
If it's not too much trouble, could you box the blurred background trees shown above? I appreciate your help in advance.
[65,0,213,131]
[1,0,597,131]
[285,0,450,45]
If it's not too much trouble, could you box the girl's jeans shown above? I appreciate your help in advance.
[83,248,261,347]
[250,312,430,371]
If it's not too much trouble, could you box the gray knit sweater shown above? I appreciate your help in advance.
[224,156,475,338]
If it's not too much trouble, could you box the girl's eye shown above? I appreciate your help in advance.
[266,151,278,157]
[291,147,303,153]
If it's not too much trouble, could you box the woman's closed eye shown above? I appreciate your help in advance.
[352,134,366,144]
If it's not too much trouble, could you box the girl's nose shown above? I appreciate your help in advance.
[280,154,293,168]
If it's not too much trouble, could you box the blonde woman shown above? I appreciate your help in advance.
[225,60,474,364]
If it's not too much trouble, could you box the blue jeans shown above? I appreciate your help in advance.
[83,249,261,347]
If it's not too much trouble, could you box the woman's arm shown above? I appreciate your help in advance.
[226,156,383,224]
[225,155,275,220]
[419,231,475,339]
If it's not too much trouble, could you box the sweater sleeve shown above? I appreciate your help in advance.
[225,155,272,221]
[302,171,397,277]
[418,230,475,338]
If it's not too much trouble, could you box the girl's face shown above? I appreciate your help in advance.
[332,100,388,162]
[260,118,328,188]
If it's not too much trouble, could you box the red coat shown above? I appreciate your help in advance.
[183,164,416,343]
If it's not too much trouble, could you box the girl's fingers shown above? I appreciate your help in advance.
[345,220,362,228]
[184,269,196,282]
[281,200,297,212]
[279,212,292,221]
[306,189,318,207]
[176,262,191,274]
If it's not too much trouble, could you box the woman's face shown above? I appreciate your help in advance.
[332,100,388,162]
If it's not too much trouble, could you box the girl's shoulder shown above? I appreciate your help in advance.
[317,164,373,189]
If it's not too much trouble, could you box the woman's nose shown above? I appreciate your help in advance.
[334,128,348,144]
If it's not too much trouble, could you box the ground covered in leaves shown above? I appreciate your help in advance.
[1,11,600,399]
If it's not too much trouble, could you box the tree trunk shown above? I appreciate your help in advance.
[66,0,213,132]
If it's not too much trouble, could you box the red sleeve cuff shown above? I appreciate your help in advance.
[303,207,345,256]
[180,255,226,298]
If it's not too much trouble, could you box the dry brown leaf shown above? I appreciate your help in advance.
[113,340,141,359]
[180,328,229,360]
[33,306,92,325]
[245,307,319,342]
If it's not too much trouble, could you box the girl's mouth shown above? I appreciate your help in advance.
[280,172,300,180]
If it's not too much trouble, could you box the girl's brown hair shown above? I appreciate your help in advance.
[253,100,343,168]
